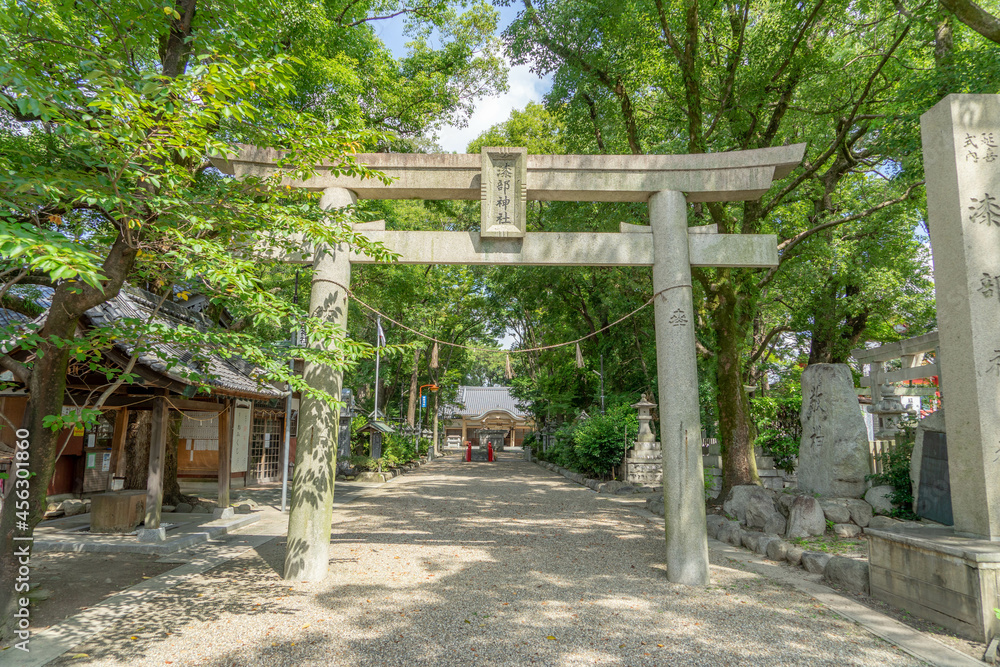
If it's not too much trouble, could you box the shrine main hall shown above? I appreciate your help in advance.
[441,385,532,449]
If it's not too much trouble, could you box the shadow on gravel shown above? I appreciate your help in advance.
[50,456,918,666]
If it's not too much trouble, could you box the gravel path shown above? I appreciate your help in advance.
[47,455,923,667]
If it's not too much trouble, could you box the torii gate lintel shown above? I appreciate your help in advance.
[226,145,807,587]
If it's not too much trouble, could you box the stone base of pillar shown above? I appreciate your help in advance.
[626,442,663,485]
[868,524,1000,642]
[136,527,166,543]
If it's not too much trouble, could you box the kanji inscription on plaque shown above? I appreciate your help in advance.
[481,146,527,238]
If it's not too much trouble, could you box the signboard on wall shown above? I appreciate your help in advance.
[62,406,85,436]
[230,401,252,473]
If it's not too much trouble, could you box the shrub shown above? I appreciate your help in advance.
[867,426,918,520]
[750,395,802,472]
[350,413,370,457]
[381,432,416,465]
[571,404,638,479]
[535,421,578,469]
[534,405,638,480]
[349,455,378,471]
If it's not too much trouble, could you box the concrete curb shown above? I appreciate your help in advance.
[528,456,659,496]
[31,513,261,555]
[633,507,986,667]
[342,456,440,484]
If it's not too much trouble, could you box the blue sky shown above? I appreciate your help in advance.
[371,3,552,153]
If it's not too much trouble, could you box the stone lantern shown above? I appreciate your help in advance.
[868,383,914,439]
[626,394,662,486]
[632,394,657,444]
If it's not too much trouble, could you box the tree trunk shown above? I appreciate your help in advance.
[0,1,194,640]
[162,412,184,506]
[406,349,420,427]
[715,288,760,498]
[0,341,71,644]
[124,410,152,490]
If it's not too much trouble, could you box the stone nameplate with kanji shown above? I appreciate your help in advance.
[481,146,527,238]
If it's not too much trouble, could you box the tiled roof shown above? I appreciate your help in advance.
[0,309,29,328]
[6,285,282,399]
[82,287,284,399]
[449,386,527,419]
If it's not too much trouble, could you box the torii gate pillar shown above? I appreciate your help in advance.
[650,190,710,584]
[284,187,354,581]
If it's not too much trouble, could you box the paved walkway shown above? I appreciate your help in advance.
[29,455,934,666]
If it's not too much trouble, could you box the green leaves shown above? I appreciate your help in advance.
[0,223,106,290]
[0,0,429,411]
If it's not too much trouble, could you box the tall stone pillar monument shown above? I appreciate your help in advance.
[650,190,710,584]
[922,95,1000,540]
[284,187,354,580]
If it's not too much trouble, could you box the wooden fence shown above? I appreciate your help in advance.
[869,439,896,476]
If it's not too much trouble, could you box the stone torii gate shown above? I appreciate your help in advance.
[214,144,805,585]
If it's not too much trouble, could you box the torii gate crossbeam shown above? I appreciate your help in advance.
[213,144,806,587]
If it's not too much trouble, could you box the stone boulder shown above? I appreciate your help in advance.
[717,521,743,547]
[797,364,871,498]
[766,539,790,561]
[646,493,665,517]
[865,485,895,516]
[763,512,787,536]
[61,499,86,516]
[706,514,728,540]
[843,499,873,528]
[824,557,870,595]
[174,502,193,513]
[832,523,862,539]
[866,516,901,531]
[801,551,832,574]
[776,493,798,518]
[745,492,778,530]
[786,547,805,566]
[723,485,774,527]
[756,536,781,556]
[786,496,826,539]
[819,501,851,525]
[742,531,766,552]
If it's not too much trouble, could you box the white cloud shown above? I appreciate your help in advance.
[435,63,552,153]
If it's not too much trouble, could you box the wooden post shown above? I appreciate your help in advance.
[144,397,168,529]
[217,400,232,510]
[108,408,129,481]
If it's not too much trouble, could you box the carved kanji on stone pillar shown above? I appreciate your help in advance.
[481,146,527,238]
